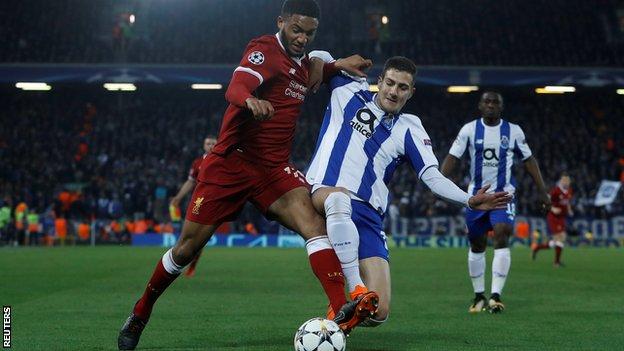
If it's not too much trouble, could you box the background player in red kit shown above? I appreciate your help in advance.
[118,1,374,349]
[532,173,573,267]
[170,135,217,277]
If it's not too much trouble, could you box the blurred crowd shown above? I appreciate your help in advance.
[1,87,622,245]
[1,0,623,66]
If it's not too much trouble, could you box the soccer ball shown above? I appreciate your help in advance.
[294,317,346,351]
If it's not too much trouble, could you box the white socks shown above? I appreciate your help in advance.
[162,248,184,275]
[468,248,511,296]
[324,192,364,293]
[468,250,486,294]
[491,248,511,295]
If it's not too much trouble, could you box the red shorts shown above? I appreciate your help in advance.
[185,151,309,225]
[547,214,566,234]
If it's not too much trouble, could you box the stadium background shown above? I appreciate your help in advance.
[1,1,624,350]
[1,0,623,245]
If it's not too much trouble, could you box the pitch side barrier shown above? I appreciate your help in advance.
[131,215,623,248]
[131,233,621,248]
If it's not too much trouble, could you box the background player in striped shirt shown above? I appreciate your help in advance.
[170,135,216,277]
[532,172,573,267]
[441,92,551,313]
[307,52,511,330]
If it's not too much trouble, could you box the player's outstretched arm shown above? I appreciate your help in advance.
[468,184,512,210]
[334,55,372,78]
[420,167,511,209]
[523,156,551,213]
[308,51,372,93]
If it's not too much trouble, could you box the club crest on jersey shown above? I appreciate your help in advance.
[500,135,509,149]
[192,197,204,215]
[248,51,265,65]
[350,108,375,139]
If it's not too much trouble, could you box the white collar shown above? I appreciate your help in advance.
[275,32,304,66]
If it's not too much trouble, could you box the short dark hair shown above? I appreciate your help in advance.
[281,0,320,19]
[480,91,504,104]
[381,56,417,81]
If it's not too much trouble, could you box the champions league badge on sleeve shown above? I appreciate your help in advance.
[248,51,265,65]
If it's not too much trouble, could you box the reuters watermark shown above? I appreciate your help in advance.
[2,306,10,349]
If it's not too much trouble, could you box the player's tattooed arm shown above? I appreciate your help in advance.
[523,156,552,213]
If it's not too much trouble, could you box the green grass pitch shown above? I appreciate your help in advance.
[1,246,623,350]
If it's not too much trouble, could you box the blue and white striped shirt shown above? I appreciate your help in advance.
[306,73,439,213]
[449,118,532,196]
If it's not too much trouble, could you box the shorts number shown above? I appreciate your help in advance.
[506,203,516,220]
[284,166,306,183]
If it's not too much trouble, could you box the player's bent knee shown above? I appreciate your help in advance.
[470,240,487,253]
[324,191,352,219]
[493,230,511,249]
[493,236,509,249]
[172,221,216,264]
[470,245,486,253]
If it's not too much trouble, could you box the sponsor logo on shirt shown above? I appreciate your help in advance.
[284,80,307,101]
[482,148,499,167]
[350,108,375,139]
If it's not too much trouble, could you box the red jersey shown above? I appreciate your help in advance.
[549,185,573,217]
[211,34,311,166]
[188,154,207,181]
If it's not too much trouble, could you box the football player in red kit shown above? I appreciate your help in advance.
[118,1,375,349]
[532,173,573,267]
[170,135,217,277]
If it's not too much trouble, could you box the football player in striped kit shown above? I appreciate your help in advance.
[441,92,551,313]
[307,51,511,330]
